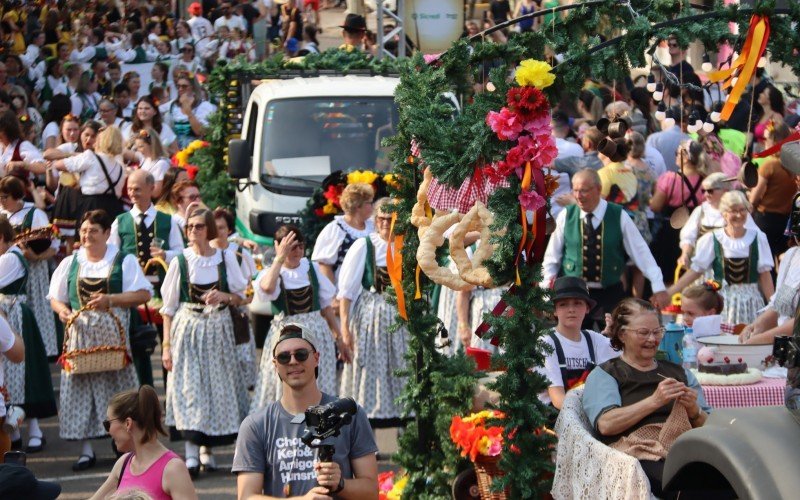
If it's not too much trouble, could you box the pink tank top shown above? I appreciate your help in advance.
[117,450,181,500]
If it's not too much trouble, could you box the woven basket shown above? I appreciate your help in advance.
[59,307,129,374]
[474,455,508,500]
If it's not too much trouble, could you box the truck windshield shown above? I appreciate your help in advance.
[261,97,398,182]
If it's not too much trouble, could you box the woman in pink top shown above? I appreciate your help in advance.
[89,386,197,500]
[649,140,709,283]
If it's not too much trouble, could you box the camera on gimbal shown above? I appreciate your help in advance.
[773,336,800,369]
[292,397,357,462]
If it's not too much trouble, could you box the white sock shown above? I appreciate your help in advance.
[185,441,200,459]
[81,441,94,459]
[28,418,42,439]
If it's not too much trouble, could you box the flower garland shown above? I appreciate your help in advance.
[377,471,407,500]
[171,140,208,179]
[450,410,505,462]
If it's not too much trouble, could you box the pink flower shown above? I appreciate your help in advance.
[487,439,503,457]
[523,113,551,135]
[518,188,546,211]
[423,53,443,65]
[486,108,524,141]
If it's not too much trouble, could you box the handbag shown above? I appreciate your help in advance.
[131,305,159,357]
[229,305,251,345]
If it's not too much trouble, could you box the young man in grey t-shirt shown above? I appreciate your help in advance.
[233,324,378,499]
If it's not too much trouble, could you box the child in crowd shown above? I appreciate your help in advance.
[680,280,726,329]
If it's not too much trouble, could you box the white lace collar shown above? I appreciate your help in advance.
[183,247,223,267]
[76,244,121,271]
[713,228,757,249]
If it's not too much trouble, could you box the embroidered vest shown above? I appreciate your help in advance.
[712,235,759,285]
[562,203,625,287]
[362,236,390,294]
[176,253,230,304]
[67,251,125,310]
[272,261,320,316]
[116,211,173,267]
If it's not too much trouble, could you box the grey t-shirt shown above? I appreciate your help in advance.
[232,393,378,497]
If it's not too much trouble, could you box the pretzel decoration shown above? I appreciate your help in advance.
[416,211,472,291]
[410,167,433,236]
[449,202,496,288]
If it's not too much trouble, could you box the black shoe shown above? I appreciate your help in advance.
[72,454,96,472]
[10,438,22,450]
[25,435,46,453]
[186,457,200,479]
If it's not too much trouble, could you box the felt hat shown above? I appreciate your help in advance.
[552,276,597,309]
[340,13,367,33]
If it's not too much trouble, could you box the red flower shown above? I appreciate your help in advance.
[323,184,344,207]
[314,208,325,217]
[507,87,550,120]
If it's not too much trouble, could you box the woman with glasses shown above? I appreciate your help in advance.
[89,385,197,500]
[0,214,57,454]
[167,74,215,150]
[48,209,153,471]
[668,191,774,325]
[160,207,250,477]
[96,99,127,128]
[170,21,196,55]
[338,198,409,427]
[582,298,710,498]
[122,96,178,155]
[250,224,340,412]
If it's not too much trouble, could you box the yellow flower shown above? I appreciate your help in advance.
[386,475,407,500]
[462,410,494,424]
[188,140,205,151]
[383,173,399,188]
[515,59,555,89]
[322,201,339,215]
[175,151,189,167]
[477,435,492,456]
[347,170,379,185]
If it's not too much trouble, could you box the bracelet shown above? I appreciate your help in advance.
[162,341,171,349]
[330,477,345,495]
[275,256,286,265]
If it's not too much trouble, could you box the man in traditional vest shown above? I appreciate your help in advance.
[542,168,669,328]
[108,170,184,385]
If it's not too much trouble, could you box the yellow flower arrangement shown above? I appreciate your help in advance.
[515,59,555,89]
[386,475,407,500]
[322,201,339,215]
[173,140,209,168]
[347,170,380,185]
[382,173,399,189]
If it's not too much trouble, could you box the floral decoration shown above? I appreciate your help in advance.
[514,59,556,89]
[450,410,505,462]
[378,471,407,500]
[171,139,208,179]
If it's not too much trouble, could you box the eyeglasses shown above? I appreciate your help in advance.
[177,83,191,89]
[275,348,312,365]
[701,188,715,194]
[623,326,666,339]
[102,417,122,432]
[186,223,206,232]
[99,107,115,112]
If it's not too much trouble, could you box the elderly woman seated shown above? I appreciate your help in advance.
[581,298,711,497]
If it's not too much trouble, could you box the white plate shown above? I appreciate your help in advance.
[697,335,772,368]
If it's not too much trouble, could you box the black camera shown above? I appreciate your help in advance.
[773,336,800,368]
[292,397,357,462]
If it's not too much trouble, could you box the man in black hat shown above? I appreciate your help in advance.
[541,277,618,411]
[339,13,368,52]
[0,463,61,499]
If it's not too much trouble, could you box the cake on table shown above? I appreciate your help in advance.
[692,346,762,385]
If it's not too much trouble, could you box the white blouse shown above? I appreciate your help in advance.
[691,229,773,275]
[41,121,60,148]
[679,202,757,248]
[167,100,216,128]
[0,140,43,168]
[138,157,172,182]
[63,150,125,196]
[160,248,248,316]
[226,242,258,281]
[337,233,387,302]
[254,257,335,309]
[311,216,375,274]
[1,203,59,250]
[768,246,800,325]
[0,247,28,289]
[48,245,154,303]
[122,122,177,148]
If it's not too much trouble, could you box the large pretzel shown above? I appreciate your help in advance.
[449,202,495,288]
[416,211,472,291]
[411,167,433,237]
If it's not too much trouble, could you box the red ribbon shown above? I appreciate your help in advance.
[752,131,800,159]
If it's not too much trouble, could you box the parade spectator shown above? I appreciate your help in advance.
[680,282,725,329]
[96,99,127,128]
[668,191,774,325]
[40,94,73,149]
[70,71,101,123]
[170,179,202,231]
[187,3,215,55]
[752,84,784,152]
[552,126,604,177]
[123,96,178,154]
[646,106,691,172]
[171,21,196,55]
[551,110,583,159]
[161,207,250,477]
[166,74,215,149]
[233,324,379,499]
[156,167,189,215]
[582,298,709,497]
[339,13,367,51]
[89,385,197,500]
[48,209,153,470]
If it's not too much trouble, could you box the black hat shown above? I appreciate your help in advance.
[552,277,597,309]
[0,464,61,500]
[340,13,367,33]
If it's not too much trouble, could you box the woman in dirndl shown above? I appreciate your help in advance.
[48,210,153,471]
[0,177,59,360]
[211,207,259,392]
[160,207,250,478]
[668,191,774,325]
[50,125,126,228]
[338,199,409,427]
[0,215,57,454]
[250,224,340,412]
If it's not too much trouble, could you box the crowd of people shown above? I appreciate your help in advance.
[0,1,799,499]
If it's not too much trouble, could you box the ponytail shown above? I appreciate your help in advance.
[108,384,167,444]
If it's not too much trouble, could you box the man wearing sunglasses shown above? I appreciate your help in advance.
[233,324,378,500]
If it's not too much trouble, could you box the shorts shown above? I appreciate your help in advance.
[304,0,320,11]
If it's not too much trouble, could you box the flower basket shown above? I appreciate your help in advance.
[58,307,130,374]
[474,455,509,500]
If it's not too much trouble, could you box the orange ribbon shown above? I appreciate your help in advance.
[386,212,407,320]
[708,15,770,122]
[514,162,533,285]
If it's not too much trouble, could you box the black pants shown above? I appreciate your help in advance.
[584,282,627,330]
[753,210,789,261]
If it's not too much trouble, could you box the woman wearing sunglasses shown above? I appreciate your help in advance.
[337,198,409,427]
[160,207,250,477]
[250,224,341,413]
[49,210,153,471]
[89,385,197,500]
[581,298,710,498]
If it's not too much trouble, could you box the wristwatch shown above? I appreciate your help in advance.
[330,477,345,495]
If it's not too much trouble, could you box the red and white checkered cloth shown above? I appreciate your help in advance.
[701,377,785,409]
[427,175,510,213]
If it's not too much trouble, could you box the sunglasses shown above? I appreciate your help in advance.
[102,417,122,432]
[275,348,312,365]
[186,223,206,231]
[702,188,715,194]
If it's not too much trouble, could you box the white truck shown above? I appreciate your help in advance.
[227,74,400,321]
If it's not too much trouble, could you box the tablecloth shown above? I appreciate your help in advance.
[701,377,786,408]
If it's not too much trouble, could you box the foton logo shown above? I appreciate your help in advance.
[274,215,303,224]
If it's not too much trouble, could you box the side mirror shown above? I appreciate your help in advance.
[228,139,250,179]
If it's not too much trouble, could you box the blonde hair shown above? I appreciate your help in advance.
[95,126,123,156]
[137,127,167,158]
[719,190,751,214]
[108,489,153,500]
[340,183,374,214]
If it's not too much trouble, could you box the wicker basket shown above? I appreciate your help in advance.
[473,455,508,500]
[59,307,130,374]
